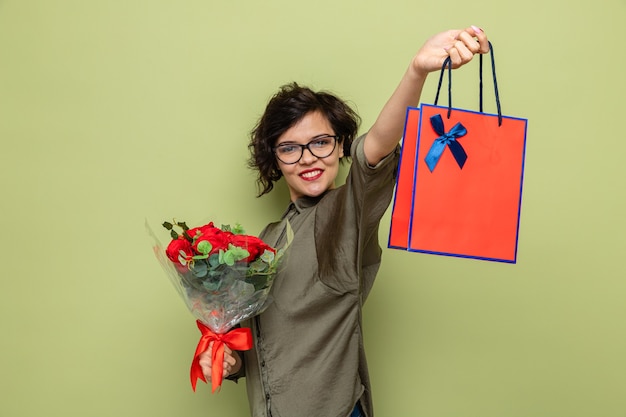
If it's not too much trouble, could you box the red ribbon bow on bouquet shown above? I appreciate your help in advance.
[190,320,253,392]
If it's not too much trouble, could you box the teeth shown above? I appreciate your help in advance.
[301,170,321,179]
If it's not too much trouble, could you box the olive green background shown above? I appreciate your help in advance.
[1,1,625,416]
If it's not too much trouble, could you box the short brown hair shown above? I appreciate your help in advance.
[248,82,361,197]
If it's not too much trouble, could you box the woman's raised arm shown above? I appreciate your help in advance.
[363,26,490,165]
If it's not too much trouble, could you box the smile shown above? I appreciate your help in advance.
[300,169,323,180]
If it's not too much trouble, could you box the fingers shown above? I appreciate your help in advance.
[198,341,214,379]
[222,349,238,378]
[198,342,240,381]
[469,25,490,54]
[446,26,489,68]
[223,346,242,379]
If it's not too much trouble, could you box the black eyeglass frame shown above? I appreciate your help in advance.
[273,135,339,165]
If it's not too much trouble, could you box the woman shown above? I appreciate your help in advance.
[199,26,490,417]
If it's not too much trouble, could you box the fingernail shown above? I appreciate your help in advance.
[471,25,482,34]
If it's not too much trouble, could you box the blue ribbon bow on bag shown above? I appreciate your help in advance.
[424,114,468,172]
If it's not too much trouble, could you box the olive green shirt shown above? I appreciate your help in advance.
[242,134,400,417]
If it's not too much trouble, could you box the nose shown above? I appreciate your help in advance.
[299,145,318,164]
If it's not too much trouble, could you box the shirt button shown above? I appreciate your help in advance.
[266,393,271,400]
[261,361,266,367]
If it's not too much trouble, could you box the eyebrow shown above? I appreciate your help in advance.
[276,133,335,146]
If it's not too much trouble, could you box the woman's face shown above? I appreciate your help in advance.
[274,111,344,201]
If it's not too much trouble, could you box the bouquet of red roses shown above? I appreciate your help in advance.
[148,219,290,392]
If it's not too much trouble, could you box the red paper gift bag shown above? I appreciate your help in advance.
[388,107,420,250]
[389,44,528,263]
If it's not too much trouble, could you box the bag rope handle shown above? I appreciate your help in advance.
[434,41,502,126]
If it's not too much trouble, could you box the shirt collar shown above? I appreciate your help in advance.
[281,191,329,218]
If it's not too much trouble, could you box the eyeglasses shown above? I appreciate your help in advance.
[273,135,339,165]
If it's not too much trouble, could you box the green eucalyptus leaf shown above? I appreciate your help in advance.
[227,245,250,262]
[245,274,271,291]
[196,240,212,255]
[260,250,275,263]
[162,221,173,230]
[249,258,268,273]
[208,253,221,268]
[202,279,220,291]
[170,230,179,240]
[189,262,208,277]
[222,251,235,266]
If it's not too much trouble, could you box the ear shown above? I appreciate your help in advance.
[338,141,345,158]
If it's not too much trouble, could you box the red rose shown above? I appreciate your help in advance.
[185,222,216,241]
[229,234,275,263]
[165,238,194,265]
[190,224,233,255]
